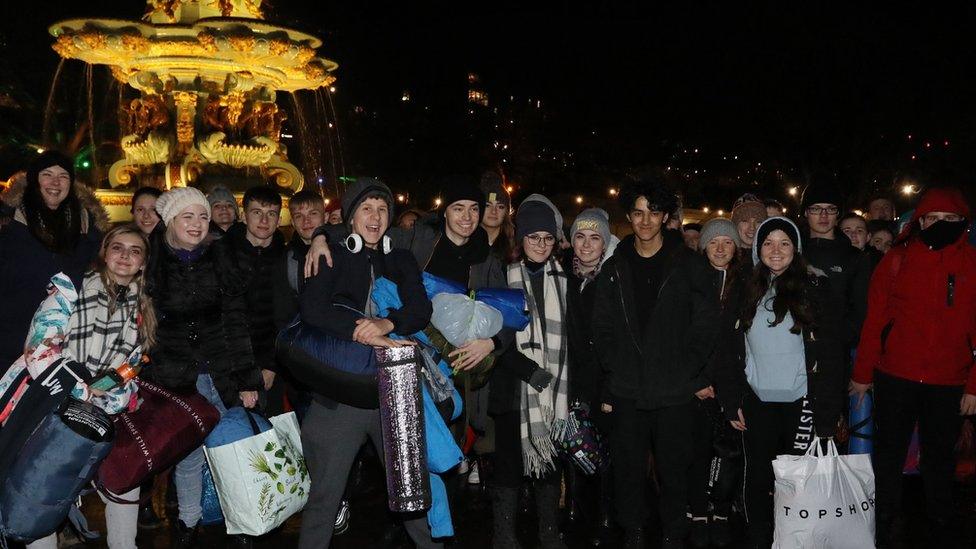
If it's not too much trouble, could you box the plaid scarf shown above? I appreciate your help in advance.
[508,258,570,477]
[572,255,603,290]
[66,272,140,376]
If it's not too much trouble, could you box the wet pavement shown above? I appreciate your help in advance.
[66,454,976,548]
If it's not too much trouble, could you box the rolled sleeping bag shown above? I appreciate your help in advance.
[848,392,873,455]
[276,321,379,409]
[0,398,114,542]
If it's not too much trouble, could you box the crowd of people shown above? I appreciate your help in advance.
[0,150,974,549]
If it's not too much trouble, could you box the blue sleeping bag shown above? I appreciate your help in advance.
[205,407,273,448]
[0,398,115,542]
[201,408,273,525]
[422,272,530,331]
[276,320,381,409]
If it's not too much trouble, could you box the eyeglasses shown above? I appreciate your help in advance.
[526,234,555,246]
[806,206,839,216]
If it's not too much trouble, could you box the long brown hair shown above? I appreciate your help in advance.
[740,253,817,335]
[97,225,158,350]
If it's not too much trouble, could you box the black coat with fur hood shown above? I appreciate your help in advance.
[143,225,260,407]
[0,174,109,368]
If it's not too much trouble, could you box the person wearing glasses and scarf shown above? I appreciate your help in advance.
[488,198,570,549]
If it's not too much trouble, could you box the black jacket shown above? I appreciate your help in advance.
[315,217,514,355]
[144,230,259,407]
[487,260,563,416]
[300,243,432,342]
[564,255,602,406]
[801,233,873,346]
[273,232,310,331]
[214,223,285,372]
[711,272,846,436]
[591,230,720,409]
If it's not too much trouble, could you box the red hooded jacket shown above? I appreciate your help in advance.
[853,188,976,394]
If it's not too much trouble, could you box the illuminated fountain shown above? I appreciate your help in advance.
[48,0,338,211]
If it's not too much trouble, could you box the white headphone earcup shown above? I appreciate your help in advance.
[345,233,363,254]
[382,235,393,254]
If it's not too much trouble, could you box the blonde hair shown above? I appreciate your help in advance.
[98,225,157,350]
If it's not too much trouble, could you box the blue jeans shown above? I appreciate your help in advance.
[174,374,227,527]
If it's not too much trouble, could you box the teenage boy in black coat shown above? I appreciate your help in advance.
[297,178,439,549]
[591,178,720,549]
[214,186,286,412]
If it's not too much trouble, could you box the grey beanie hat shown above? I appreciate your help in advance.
[698,218,741,251]
[207,185,236,207]
[571,208,611,245]
[752,216,803,266]
[340,177,394,224]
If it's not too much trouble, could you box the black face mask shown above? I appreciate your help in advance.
[919,219,968,250]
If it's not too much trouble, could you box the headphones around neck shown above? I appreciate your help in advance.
[345,233,393,254]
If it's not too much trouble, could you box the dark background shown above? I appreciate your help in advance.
[2,1,975,213]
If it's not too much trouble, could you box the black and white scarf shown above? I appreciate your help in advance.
[66,272,140,376]
[508,258,570,477]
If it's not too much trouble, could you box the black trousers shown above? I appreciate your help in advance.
[740,394,812,527]
[688,398,737,517]
[492,410,560,489]
[611,398,696,537]
[873,371,964,524]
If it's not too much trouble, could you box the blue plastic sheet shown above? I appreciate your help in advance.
[421,272,529,331]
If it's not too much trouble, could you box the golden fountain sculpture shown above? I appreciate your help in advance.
[49,0,338,193]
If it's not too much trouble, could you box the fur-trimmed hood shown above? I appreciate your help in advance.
[1,172,110,233]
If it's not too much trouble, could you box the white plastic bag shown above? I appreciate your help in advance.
[203,412,309,536]
[430,293,503,347]
[772,437,876,549]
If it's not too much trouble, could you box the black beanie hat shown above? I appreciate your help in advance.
[27,150,75,189]
[753,216,803,265]
[480,171,510,206]
[341,177,393,224]
[800,180,844,212]
[440,175,486,218]
[516,200,558,241]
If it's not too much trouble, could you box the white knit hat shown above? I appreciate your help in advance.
[155,187,211,226]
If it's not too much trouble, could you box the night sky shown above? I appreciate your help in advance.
[2,2,975,199]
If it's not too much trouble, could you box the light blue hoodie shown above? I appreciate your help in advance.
[745,217,808,403]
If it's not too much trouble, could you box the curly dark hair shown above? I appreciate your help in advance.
[618,176,679,215]
[741,253,818,334]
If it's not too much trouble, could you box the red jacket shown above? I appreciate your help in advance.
[853,188,976,394]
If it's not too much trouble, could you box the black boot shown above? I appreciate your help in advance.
[138,500,162,530]
[563,464,581,525]
[688,514,710,548]
[710,513,732,548]
[534,480,567,549]
[621,527,645,549]
[589,511,615,546]
[744,521,772,549]
[228,534,253,548]
[172,519,198,549]
[490,486,522,549]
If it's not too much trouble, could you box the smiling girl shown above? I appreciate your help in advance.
[142,187,258,547]
[26,225,156,549]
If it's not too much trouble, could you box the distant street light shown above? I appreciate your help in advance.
[575,196,583,204]
[788,186,799,196]
[902,184,916,196]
